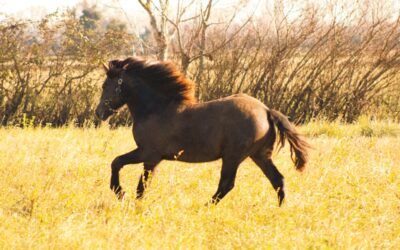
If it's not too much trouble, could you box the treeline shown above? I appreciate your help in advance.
[1,1,399,126]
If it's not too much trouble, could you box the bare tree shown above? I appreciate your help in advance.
[145,0,254,98]
[137,0,169,60]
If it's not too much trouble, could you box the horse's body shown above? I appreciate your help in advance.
[134,94,272,163]
[96,57,309,205]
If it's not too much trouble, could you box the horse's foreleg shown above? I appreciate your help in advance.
[136,162,159,199]
[110,148,143,199]
[209,158,240,204]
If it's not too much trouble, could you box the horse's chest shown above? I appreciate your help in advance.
[132,122,159,147]
[133,121,174,149]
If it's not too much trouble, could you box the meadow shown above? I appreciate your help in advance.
[0,120,399,249]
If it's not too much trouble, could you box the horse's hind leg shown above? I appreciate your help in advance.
[251,151,285,206]
[210,158,241,204]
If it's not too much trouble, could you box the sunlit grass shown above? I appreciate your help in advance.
[0,121,399,249]
[301,116,400,138]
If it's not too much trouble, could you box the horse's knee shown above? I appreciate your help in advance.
[111,157,123,172]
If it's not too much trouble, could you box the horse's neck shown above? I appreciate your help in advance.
[126,95,181,122]
[125,80,189,121]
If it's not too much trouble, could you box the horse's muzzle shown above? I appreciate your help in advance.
[95,106,111,121]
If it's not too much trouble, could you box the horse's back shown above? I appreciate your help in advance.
[208,93,271,143]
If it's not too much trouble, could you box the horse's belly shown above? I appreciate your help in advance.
[176,151,221,163]
[165,141,221,163]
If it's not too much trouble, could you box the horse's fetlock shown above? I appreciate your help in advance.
[110,184,122,193]
[273,177,284,190]
[227,182,235,191]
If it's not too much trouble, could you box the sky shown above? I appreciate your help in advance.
[0,0,143,20]
[0,0,256,19]
[0,0,265,34]
[1,0,78,18]
[1,0,399,25]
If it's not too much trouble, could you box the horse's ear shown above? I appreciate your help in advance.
[102,63,109,73]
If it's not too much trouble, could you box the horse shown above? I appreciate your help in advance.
[95,57,310,206]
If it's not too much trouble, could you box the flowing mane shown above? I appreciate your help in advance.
[106,57,197,105]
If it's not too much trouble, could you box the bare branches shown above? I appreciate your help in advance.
[190,0,400,122]
[1,0,400,126]
[137,0,169,60]
[0,13,135,126]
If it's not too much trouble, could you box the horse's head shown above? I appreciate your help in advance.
[95,62,127,121]
[95,57,197,121]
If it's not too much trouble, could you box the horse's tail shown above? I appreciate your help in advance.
[267,109,310,171]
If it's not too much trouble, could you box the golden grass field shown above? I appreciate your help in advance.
[0,120,399,249]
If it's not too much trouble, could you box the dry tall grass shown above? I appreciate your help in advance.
[0,121,399,248]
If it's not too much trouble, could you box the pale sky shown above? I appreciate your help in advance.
[0,0,266,35]
[0,0,144,20]
[1,0,78,17]
[0,0,256,18]
[1,0,399,25]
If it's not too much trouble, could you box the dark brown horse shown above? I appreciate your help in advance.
[95,57,309,206]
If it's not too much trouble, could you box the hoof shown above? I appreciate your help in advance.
[117,190,126,200]
[111,185,125,200]
[205,198,219,206]
[136,192,144,200]
[277,188,285,206]
[204,201,213,207]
